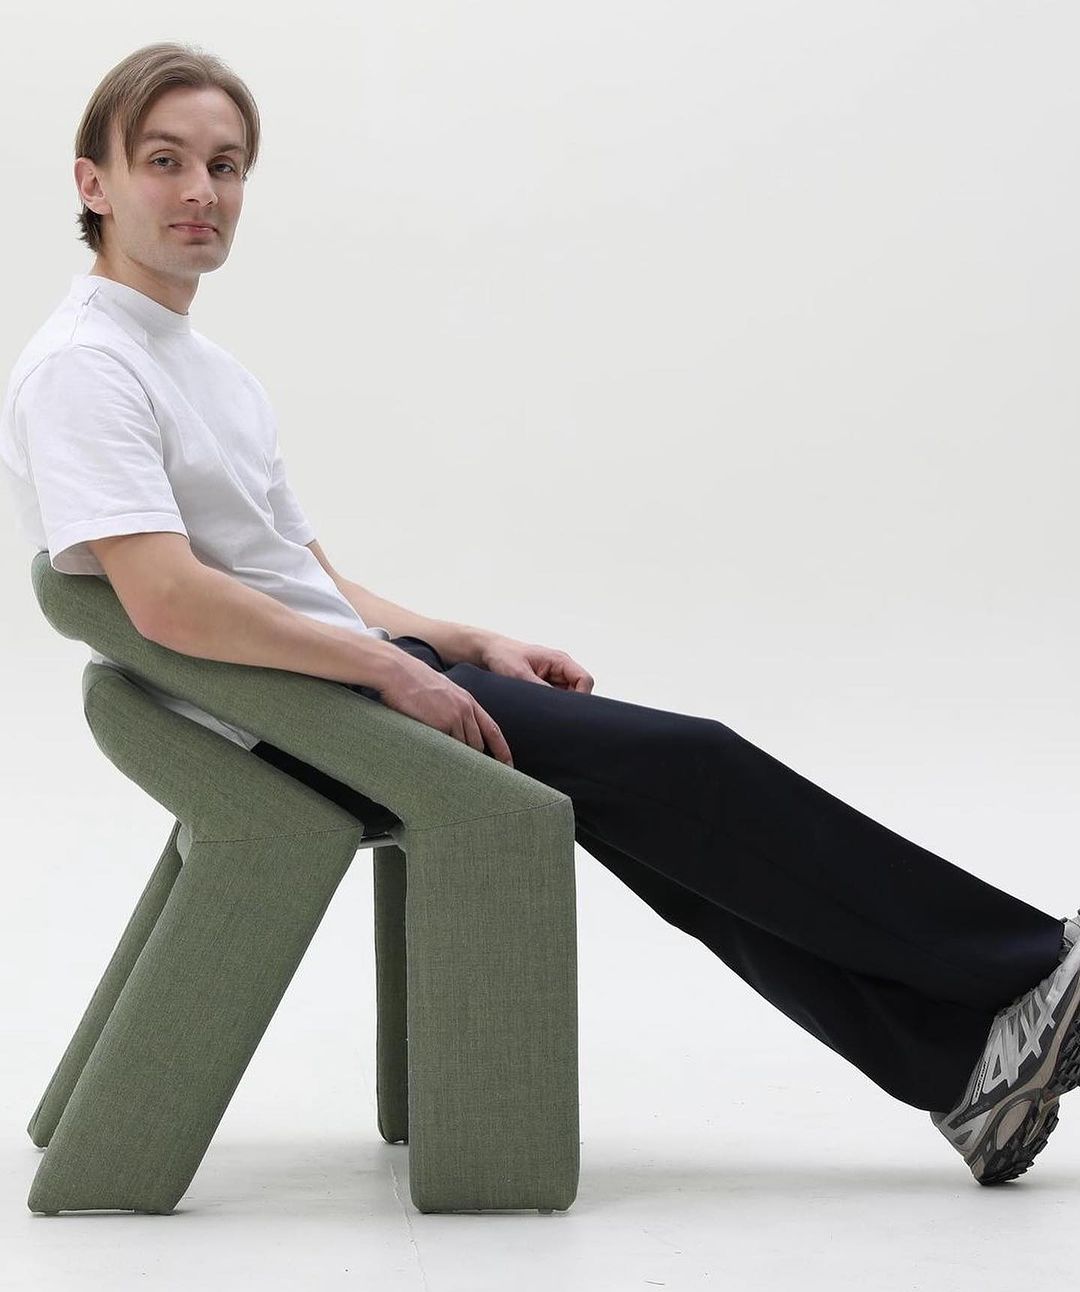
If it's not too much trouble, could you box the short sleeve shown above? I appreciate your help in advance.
[267,437,316,545]
[16,344,188,575]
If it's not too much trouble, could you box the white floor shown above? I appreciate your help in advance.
[5,841,1078,1292]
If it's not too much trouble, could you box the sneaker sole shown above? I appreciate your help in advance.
[973,981,1080,1185]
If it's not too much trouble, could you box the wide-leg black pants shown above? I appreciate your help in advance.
[251,635,1067,1112]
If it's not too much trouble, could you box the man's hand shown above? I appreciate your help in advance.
[477,632,595,693]
[376,650,515,766]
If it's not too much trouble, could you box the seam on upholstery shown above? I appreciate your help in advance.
[187,823,365,846]
[402,793,570,838]
[200,794,568,845]
[564,767,1014,997]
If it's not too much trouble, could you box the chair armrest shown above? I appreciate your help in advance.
[31,552,558,830]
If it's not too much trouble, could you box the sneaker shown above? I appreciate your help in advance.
[929,917,1080,1185]
[1062,912,1080,960]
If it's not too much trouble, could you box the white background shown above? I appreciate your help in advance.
[1,3,1078,1289]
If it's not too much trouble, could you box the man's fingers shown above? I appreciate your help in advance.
[474,701,514,768]
[460,709,486,757]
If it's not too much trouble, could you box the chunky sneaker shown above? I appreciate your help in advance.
[1062,912,1080,960]
[929,915,1080,1185]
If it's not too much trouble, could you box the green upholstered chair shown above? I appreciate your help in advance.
[24,551,580,1216]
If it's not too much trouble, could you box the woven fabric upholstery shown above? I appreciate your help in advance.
[25,552,580,1215]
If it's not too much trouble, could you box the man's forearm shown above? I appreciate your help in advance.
[149,562,404,688]
[331,576,491,667]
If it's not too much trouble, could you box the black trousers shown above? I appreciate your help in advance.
[251,635,1066,1112]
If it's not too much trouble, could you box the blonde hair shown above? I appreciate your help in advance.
[74,41,260,254]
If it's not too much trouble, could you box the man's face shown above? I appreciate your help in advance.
[76,85,247,288]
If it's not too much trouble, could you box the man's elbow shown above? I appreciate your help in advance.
[138,568,203,648]
[85,532,201,645]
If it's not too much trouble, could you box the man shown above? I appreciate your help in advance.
[3,42,1079,1189]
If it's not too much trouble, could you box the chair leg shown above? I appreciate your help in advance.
[402,797,580,1214]
[373,840,409,1145]
[26,821,184,1149]
[26,818,363,1215]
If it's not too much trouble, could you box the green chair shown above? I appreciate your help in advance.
[24,551,580,1216]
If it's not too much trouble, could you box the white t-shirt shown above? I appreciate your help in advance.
[0,271,391,750]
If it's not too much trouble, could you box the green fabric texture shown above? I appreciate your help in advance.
[26,552,580,1215]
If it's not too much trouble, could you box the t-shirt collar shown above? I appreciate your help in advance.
[71,272,193,337]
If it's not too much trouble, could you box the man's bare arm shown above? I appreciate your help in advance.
[305,538,491,667]
[87,532,403,689]
[83,532,517,765]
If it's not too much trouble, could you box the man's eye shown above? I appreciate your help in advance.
[150,157,236,174]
